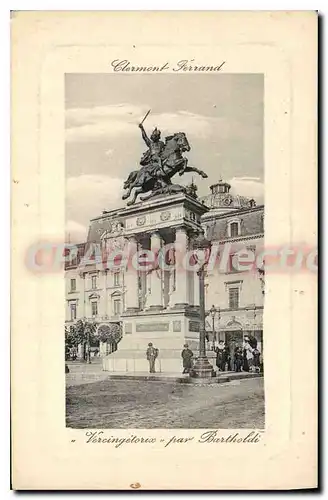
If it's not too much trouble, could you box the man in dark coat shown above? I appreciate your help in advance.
[146,342,159,373]
[181,344,193,374]
[253,347,261,373]
[223,344,231,371]
[234,346,243,372]
[215,341,225,371]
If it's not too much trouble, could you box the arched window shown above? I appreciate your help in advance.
[230,222,239,238]
[91,275,97,290]
[113,299,121,316]
[89,293,100,318]
[69,302,77,320]
[227,219,241,238]
[111,291,122,317]
[91,301,98,317]
[113,271,120,286]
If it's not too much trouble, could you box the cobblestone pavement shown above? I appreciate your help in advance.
[66,377,265,429]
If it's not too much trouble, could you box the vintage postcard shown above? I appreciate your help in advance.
[11,11,317,490]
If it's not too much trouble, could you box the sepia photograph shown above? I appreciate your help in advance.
[64,73,265,429]
[11,11,317,490]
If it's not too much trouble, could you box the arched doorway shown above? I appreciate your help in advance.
[224,318,244,345]
[223,318,244,371]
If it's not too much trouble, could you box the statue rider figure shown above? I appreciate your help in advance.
[138,123,166,181]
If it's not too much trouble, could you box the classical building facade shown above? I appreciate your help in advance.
[200,179,264,353]
[65,179,264,357]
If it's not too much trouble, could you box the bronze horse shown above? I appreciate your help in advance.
[122,132,207,205]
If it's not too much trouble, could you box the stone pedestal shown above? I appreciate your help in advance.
[190,356,216,379]
[102,193,209,374]
[102,307,202,373]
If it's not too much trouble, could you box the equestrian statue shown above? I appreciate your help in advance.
[122,110,208,205]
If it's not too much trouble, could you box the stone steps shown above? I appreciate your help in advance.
[105,371,263,384]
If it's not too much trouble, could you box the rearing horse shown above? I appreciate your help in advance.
[122,132,207,205]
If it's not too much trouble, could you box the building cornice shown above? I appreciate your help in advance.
[206,305,264,314]
[211,233,264,244]
[202,204,264,221]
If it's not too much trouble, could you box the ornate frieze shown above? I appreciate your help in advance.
[160,210,171,221]
[136,215,146,227]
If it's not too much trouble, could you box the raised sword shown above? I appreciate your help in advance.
[140,109,151,126]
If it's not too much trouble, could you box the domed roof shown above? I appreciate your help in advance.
[200,178,256,214]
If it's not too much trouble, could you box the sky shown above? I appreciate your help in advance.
[65,73,264,242]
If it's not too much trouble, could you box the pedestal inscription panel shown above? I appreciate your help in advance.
[189,320,200,332]
[173,320,182,332]
[136,322,170,332]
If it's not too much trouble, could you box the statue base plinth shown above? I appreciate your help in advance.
[126,307,140,313]
[146,305,164,311]
[100,193,211,374]
[103,309,206,374]
[190,356,216,379]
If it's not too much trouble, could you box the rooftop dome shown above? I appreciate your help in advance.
[200,178,256,215]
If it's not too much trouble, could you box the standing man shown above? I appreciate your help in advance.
[252,346,261,373]
[181,343,194,374]
[223,343,231,371]
[243,336,254,372]
[146,342,159,373]
[234,346,243,372]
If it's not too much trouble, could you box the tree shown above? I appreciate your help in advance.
[65,325,77,349]
[97,323,122,344]
[74,319,97,344]
[64,320,98,361]
[74,319,98,363]
[65,325,78,360]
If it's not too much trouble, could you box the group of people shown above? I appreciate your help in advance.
[146,342,194,374]
[146,336,263,375]
[214,337,262,374]
[65,345,77,361]
[65,345,100,362]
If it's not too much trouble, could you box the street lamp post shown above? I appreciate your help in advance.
[210,305,216,351]
[190,236,215,380]
[217,307,221,341]
[209,305,221,350]
[85,322,92,364]
[257,267,265,296]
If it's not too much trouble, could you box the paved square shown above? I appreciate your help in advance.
[66,377,264,429]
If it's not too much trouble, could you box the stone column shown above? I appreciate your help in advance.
[125,236,139,312]
[189,231,199,308]
[167,267,176,308]
[163,269,171,308]
[146,231,163,310]
[172,227,189,308]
